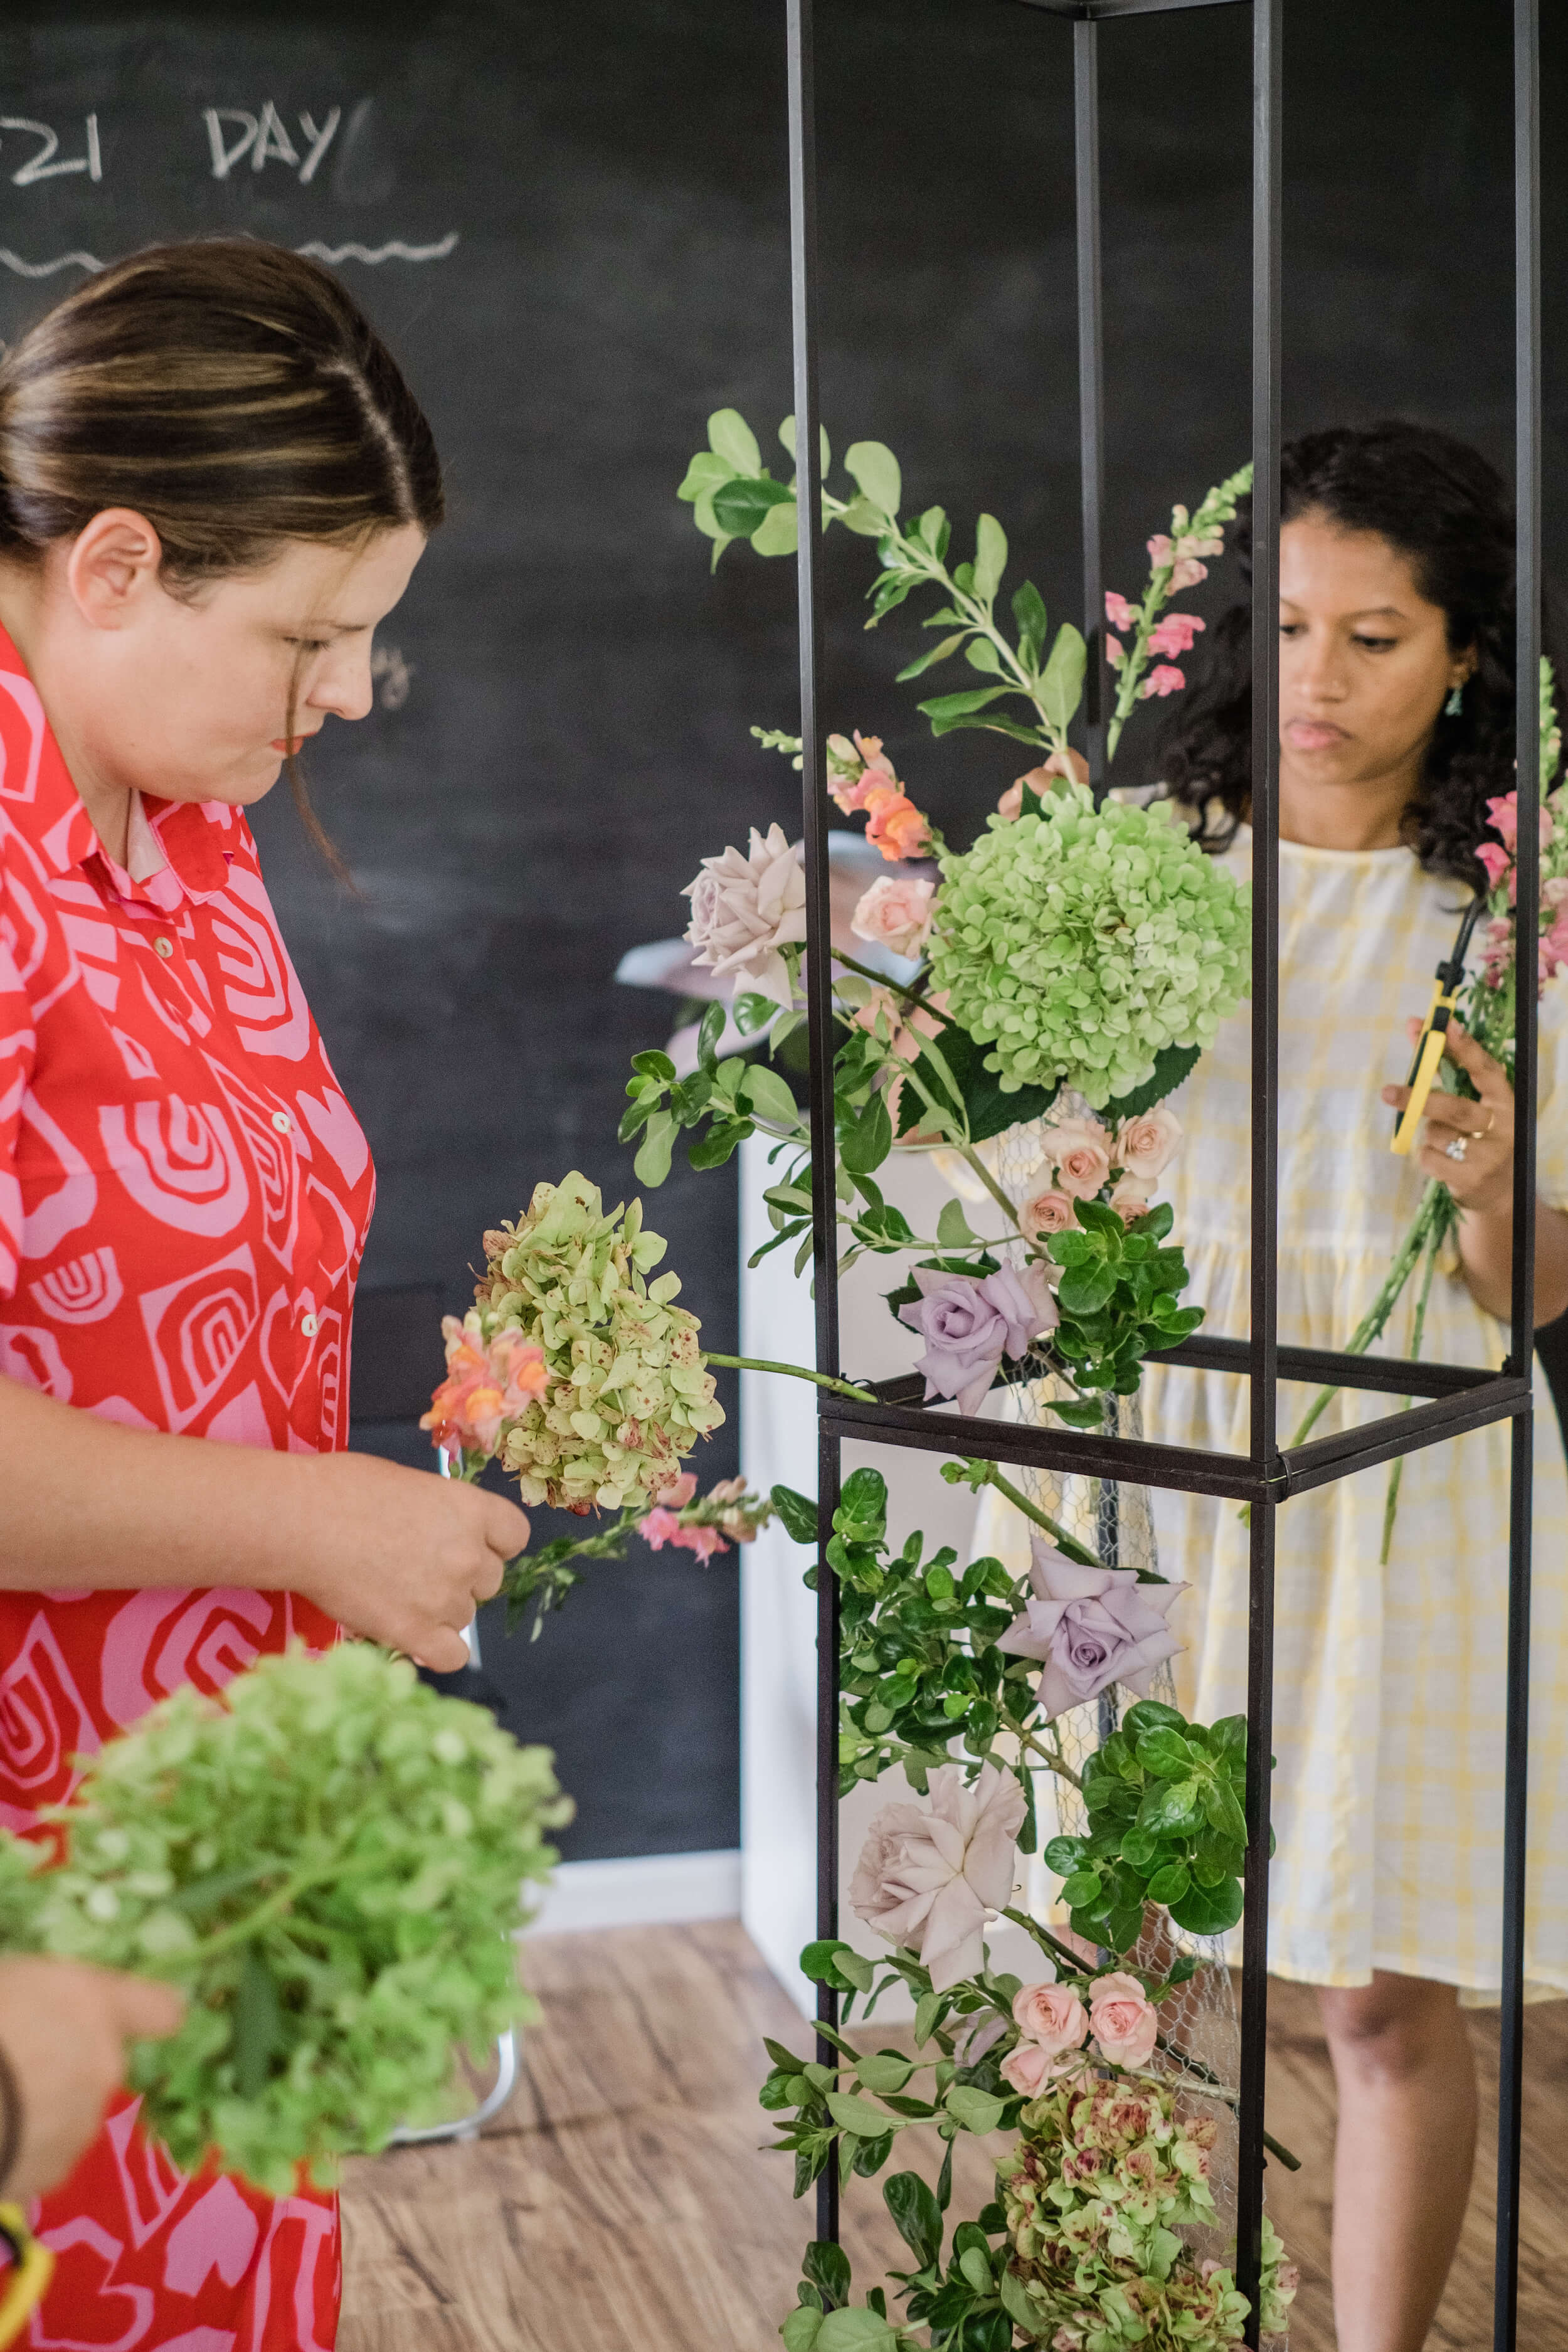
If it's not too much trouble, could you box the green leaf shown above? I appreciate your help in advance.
[840,1093,893,1177]
[827,2090,898,2138]
[1169,1876,1245,1936]
[631,1049,677,1082]
[1202,1776,1249,1843]
[916,686,1010,722]
[960,2246,993,2294]
[896,1018,1059,1145]
[913,1991,942,2048]
[678,450,734,502]
[1049,1397,1104,1429]
[1042,1836,1084,1875]
[803,2239,852,2309]
[965,636,1003,676]
[778,415,832,475]
[916,506,950,559]
[1135,1729,1198,1781]
[972,514,1007,606]
[1138,1777,1203,1835]
[1122,1699,1186,1739]
[884,2168,943,2269]
[944,2085,1004,2135]
[1057,1262,1118,1316]
[743,1064,802,1125]
[781,2306,825,2352]
[698,999,727,1069]
[753,498,800,556]
[1011,581,1048,671]
[771,1485,820,1544]
[837,494,889,537]
[1145,1860,1192,1905]
[844,440,902,517]
[689,1119,751,1171]
[709,407,762,473]
[1039,622,1088,734]
[817,2312,899,2352]
[936,1198,977,1249]
[712,474,794,538]
[234,1947,282,2099]
[734,992,779,1037]
[856,2052,915,2095]
[800,1937,859,1988]
[839,1466,889,1528]
[633,1110,677,1188]
[999,2269,1037,2329]
[1101,1042,1204,1122]
[896,632,968,682]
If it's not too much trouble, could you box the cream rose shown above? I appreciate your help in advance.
[851,874,935,960]
[1114,1103,1183,1183]
[1019,1185,1074,1239]
[1044,1116,1111,1202]
[682,824,807,1010]
[848,1761,1025,1992]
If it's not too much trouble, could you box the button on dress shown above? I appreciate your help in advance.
[0,623,376,2347]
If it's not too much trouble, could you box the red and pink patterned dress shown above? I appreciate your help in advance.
[0,621,374,2349]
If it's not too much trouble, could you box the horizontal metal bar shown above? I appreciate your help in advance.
[1144,1332,1502,1399]
[825,1386,1271,1500]
[1279,1375,1532,1498]
[1009,0,1248,19]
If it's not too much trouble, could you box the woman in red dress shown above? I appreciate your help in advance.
[0,241,529,2348]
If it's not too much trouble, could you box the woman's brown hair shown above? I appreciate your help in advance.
[0,236,443,872]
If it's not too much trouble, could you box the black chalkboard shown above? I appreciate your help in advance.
[4,0,1567,1863]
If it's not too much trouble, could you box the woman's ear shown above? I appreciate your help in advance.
[63,508,166,630]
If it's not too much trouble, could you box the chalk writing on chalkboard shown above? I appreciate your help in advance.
[0,116,101,185]
[203,104,341,184]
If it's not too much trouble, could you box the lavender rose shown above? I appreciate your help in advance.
[849,1761,1026,1992]
[897,1264,1056,1417]
[682,823,807,1010]
[998,1532,1186,1720]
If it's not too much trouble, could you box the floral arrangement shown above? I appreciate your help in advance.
[758,1471,1298,2351]
[0,1645,570,2193]
[619,415,1257,1436]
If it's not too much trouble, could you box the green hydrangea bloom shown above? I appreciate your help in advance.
[0,1646,571,2194]
[475,1171,724,1511]
[928,786,1251,1108]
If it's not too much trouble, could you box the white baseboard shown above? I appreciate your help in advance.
[529,1847,742,1934]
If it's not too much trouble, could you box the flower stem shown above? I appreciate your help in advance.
[1379,1217,1444,1565]
[1281,1180,1451,1453]
[1015,1728,1083,1791]
[978,1461,1105,1571]
[703,1352,876,1405]
[954,1144,1029,1234]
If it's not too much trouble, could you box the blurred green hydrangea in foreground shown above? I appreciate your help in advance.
[0,1644,571,2195]
[929,783,1253,1108]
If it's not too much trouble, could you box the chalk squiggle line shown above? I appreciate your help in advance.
[0,230,460,281]
[294,233,459,265]
[0,246,103,277]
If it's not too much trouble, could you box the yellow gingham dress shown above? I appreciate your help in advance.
[1142,829,1568,1996]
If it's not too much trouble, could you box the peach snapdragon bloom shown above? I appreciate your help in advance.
[864,782,932,862]
[421,1313,549,1456]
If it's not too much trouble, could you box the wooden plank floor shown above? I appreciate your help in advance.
[339,1922,1568,2352]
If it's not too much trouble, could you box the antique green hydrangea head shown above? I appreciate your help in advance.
[927,785,1251,1109]
[475,1171,724,1510]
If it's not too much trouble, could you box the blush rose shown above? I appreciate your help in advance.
[1088,1971,1160,2070]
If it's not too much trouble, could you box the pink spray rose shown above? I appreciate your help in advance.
[998,1533,1186,1719]
[1104,591,1136,632]
[1113,1103,1183,1183]
[1088,1971,1160,2069]
[849,1761,1027,1991]
[1108,1179,1150,1222]
[898,1264,1055,1417]
[1043,1116,1111,1202]
[1138,664,1186,700]
[1012,1980,1090,2055]
[1000,2040,1062,2097]
[1020,1185,1075,1239]
[1146,612,1205,659]
[851,874,936,959]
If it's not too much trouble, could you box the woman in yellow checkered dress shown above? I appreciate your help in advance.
[1143,423,1568,2352]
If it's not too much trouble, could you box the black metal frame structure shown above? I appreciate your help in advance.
[785,0,1542,2343]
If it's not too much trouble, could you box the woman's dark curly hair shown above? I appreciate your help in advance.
[1160,419,1567,889]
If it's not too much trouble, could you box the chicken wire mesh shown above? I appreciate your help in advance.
[949,1106,1279,2306]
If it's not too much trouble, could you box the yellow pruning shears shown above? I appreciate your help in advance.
[0,2203,52,2350]
[1391,894,1487,1156]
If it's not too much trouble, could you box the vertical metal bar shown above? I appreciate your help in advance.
[786,0,839,1396]
[785,0,842,2249]
[1237,0,1282,2338]
[1236,1503,1276,2344]
[1495,9,1539,2343]
[1073,18,1107,793]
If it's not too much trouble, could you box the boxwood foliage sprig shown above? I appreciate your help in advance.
[0,1645,571,2194]
[1044,1697,1255,1953]
[1048,1195,1204,1406]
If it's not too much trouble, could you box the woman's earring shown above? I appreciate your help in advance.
[1445,681,1465,716]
